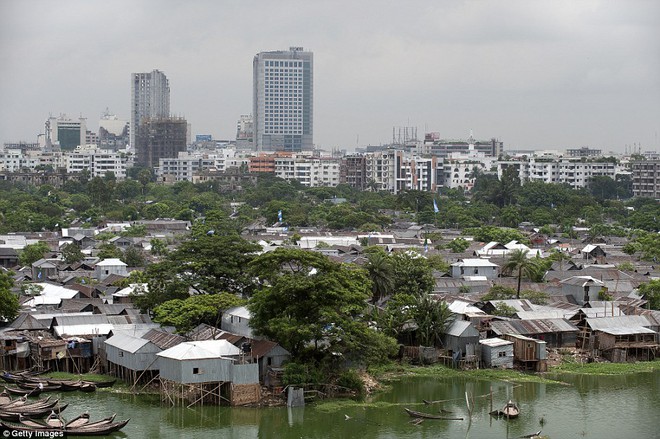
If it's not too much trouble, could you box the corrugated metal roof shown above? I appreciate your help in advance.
[54,323,115,337]
[598,326,656,335]
[479,337,513,347]
[488,299,537,313]
[452,259,499,267]
[52,315,109,327]
[560,276,605,287]
[105,333,151,353]
[157,340,240,360]
[445,320,477,337]
[142,329,186,349]
[491,318,579,336]
[586,315,652,331]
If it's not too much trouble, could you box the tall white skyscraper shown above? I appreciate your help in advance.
[253,47,313,152]
[130,69,170,149]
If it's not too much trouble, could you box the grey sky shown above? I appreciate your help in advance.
[1,0,658,153]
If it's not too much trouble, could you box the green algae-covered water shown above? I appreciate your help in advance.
[26,369,660,439]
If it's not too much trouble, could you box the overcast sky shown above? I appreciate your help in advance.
[1,0,658,153]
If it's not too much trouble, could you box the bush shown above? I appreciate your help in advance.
[336,370,365,395]
[282,362,311,387]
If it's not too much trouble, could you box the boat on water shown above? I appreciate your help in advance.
[4,386,42,397]
[0,403,69,422]
[0,418,130,436]
[404,408,463,420]
[490,400,520,419]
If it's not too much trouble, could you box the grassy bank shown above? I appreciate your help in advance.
[549,359,660,375]
[369,362,562,385]
[42,372,158,395]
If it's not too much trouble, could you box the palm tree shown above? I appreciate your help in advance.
[365,251,394,304]
[413,294,454,347]
[502,249,539,299]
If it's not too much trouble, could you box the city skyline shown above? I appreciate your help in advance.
[1,0,659,153]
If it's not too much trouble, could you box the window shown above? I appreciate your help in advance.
[193,367,201,374]
[118,352,123,357]
[498,351,507,358]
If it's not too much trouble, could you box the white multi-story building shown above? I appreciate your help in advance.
[273,154,341,187]
[253,47,313,152]
[498,158,619,189]
[45,115,87,150]
[156,148,243,182]
[66,148,130,179]
[131,70,170,149]
[0,149,66,172]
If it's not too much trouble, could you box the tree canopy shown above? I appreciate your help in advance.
[248,248,393,364]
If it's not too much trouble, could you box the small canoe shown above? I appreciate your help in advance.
[65,413,90,429]
[491,400,520,419]
[79,383,96,393]
[5,386,42,397]
[17,382,61,392]
[404,408,463,420]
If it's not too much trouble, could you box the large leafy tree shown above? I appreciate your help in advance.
[132,261,190,313]
[638,280,660,310]
[19,242,50,266]
[153,293,246,334]
[390,251,435,297]
[248,248,374,359]
[167,211,261,295]
[0,272,19,322]
[502,249,540,299]
[61,243,84,265]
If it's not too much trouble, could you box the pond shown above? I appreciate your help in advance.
[23,369,660,439]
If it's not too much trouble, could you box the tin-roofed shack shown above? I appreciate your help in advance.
[157,340,260,406]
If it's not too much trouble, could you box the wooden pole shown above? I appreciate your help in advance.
[489,385,493,413]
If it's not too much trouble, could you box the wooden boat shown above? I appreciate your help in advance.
[8,396,54,409]
[520,431,542,438]
[0,372,23,384]
[404,408,464,420]
[0,418,130,436]
[0,390,12,406]
[491,400,520,419]
[17,382,61,392]
[4,386,42,397]
[0,404,68,422]
[79,383,96,393]
[48,380,81,391]
[64,413,90,429]
[87,378,116,388]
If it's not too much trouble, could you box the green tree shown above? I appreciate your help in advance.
[150,238,168,256]
[502,249,540,299]
[446,237,470,253]
[481,285,517,301]
[97,243,122,260]
[638,280,660,310]
[133,262,190,313]
[153,293,246,333]
[61,243,84,265]
[364,249,394,303]
[121,246,146,267]
[390,251,435,297]
[492,302,517,317]
[167,212,261,295]
[0,272,19,322]
[412,295,453,347]
[19,241,50,266]
[248,248,372,358]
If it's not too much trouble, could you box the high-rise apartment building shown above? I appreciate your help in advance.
[253,47,313,152]
[136,117,187,168]
[131,70,170,149]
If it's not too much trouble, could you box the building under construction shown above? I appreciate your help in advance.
[136,117,187,167]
